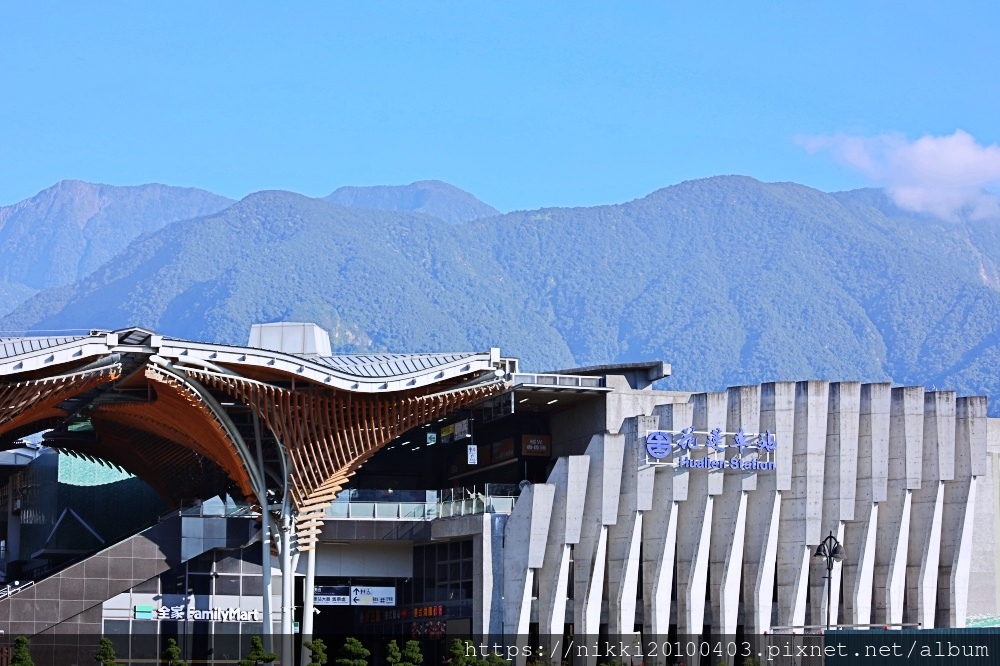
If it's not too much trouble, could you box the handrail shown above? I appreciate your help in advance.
[0,580,33,601]
[510,372,605,388]
[324,485,520,520]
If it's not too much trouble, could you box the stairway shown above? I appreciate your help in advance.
[0,512,257,636]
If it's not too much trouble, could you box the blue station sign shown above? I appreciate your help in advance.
[644,426,777,470]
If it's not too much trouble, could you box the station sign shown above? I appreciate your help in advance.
[644,427,778,470]
[314,585,351,606]
[350,585,396,606]
[314,585,396,606]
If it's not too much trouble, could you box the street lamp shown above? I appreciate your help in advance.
[813,531,845,631]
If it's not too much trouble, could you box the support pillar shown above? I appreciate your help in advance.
[301,546,317,665]
[906,391,954,629]
[281,508,295,665]
[776,381,828,628]
[710,385,759,642]
[743,382,794,634]
[262,511,274,650]
[874,386,923,626]
[810,382,860,629]
[843,383,890,626]
[676,392,725,635]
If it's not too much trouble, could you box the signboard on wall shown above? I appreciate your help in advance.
[521,434,551,457]
[426,433,437,446]
[467,445,478,465]
[314,585,351,606]
[454,420,469,439]
[491,438,516,463]
[351,586,396,606]
[441,424,455,444]
[135,604,263,621]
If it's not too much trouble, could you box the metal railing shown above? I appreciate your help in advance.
[0,580,32,601]
[175,496,256,518]
[511,373,605,388]
[324,485,520,520]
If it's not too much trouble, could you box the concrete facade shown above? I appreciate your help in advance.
[501,378,999,640]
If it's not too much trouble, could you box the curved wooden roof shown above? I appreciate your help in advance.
[0,328,506,550]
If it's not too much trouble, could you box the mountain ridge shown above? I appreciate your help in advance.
[0,180,234,316]
[325,179,499,224]
[4,175,1000,414]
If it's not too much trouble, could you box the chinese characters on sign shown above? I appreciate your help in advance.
[315,585,396,606]
[643,427,778,471]
[135,605,263,621]
[351,586,396,606]
[521,434,551,457]
[314,585,351,606]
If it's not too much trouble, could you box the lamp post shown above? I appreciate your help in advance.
[813,531,845,631]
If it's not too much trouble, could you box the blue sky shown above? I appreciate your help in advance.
[1,2,997,212]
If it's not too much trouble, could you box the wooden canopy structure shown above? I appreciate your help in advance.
[0,328,506,550]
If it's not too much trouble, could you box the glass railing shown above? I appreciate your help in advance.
[323,484,520,520]
[176,496,255,518]
[510,373,605,388]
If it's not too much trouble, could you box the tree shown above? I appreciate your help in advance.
[10,636,33,666]
[400,640,423,666]
[239,636,277,666]
[445,639,478,666]
[163,638,187,666]
[481,651,508,666]
[335,637,370,666]
[304,638,329,666]
[93,637,119,666]
[385,640,402,666]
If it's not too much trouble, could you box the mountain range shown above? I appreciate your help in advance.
[3,176,1000,414]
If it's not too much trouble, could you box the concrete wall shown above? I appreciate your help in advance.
[500,379,997,641]
[302,541,413,578]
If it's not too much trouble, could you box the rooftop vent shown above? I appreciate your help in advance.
[247,322,332,358]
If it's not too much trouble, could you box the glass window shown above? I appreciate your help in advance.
[189,575,211,596]
[189,553,213,574]
[214,623,242,661]
[217,552,241,574]
[242,546,263,574]
[131,621,159,660]
[242,576,263,597]
[215,575,240,596]
[160,571,185,595]
[191,622,211,662]
[103,620,131,660]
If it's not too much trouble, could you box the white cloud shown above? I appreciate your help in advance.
[799,130,1000,221]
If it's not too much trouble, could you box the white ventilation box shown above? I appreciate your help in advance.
[247,322,332,357]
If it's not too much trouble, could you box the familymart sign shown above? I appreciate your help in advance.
[644,426,778,470]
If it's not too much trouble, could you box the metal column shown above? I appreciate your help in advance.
[280,508,295,665]
[301,547,317,665]
[253,413,275,651]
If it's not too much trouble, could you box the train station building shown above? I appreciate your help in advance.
[0,323,995,663]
